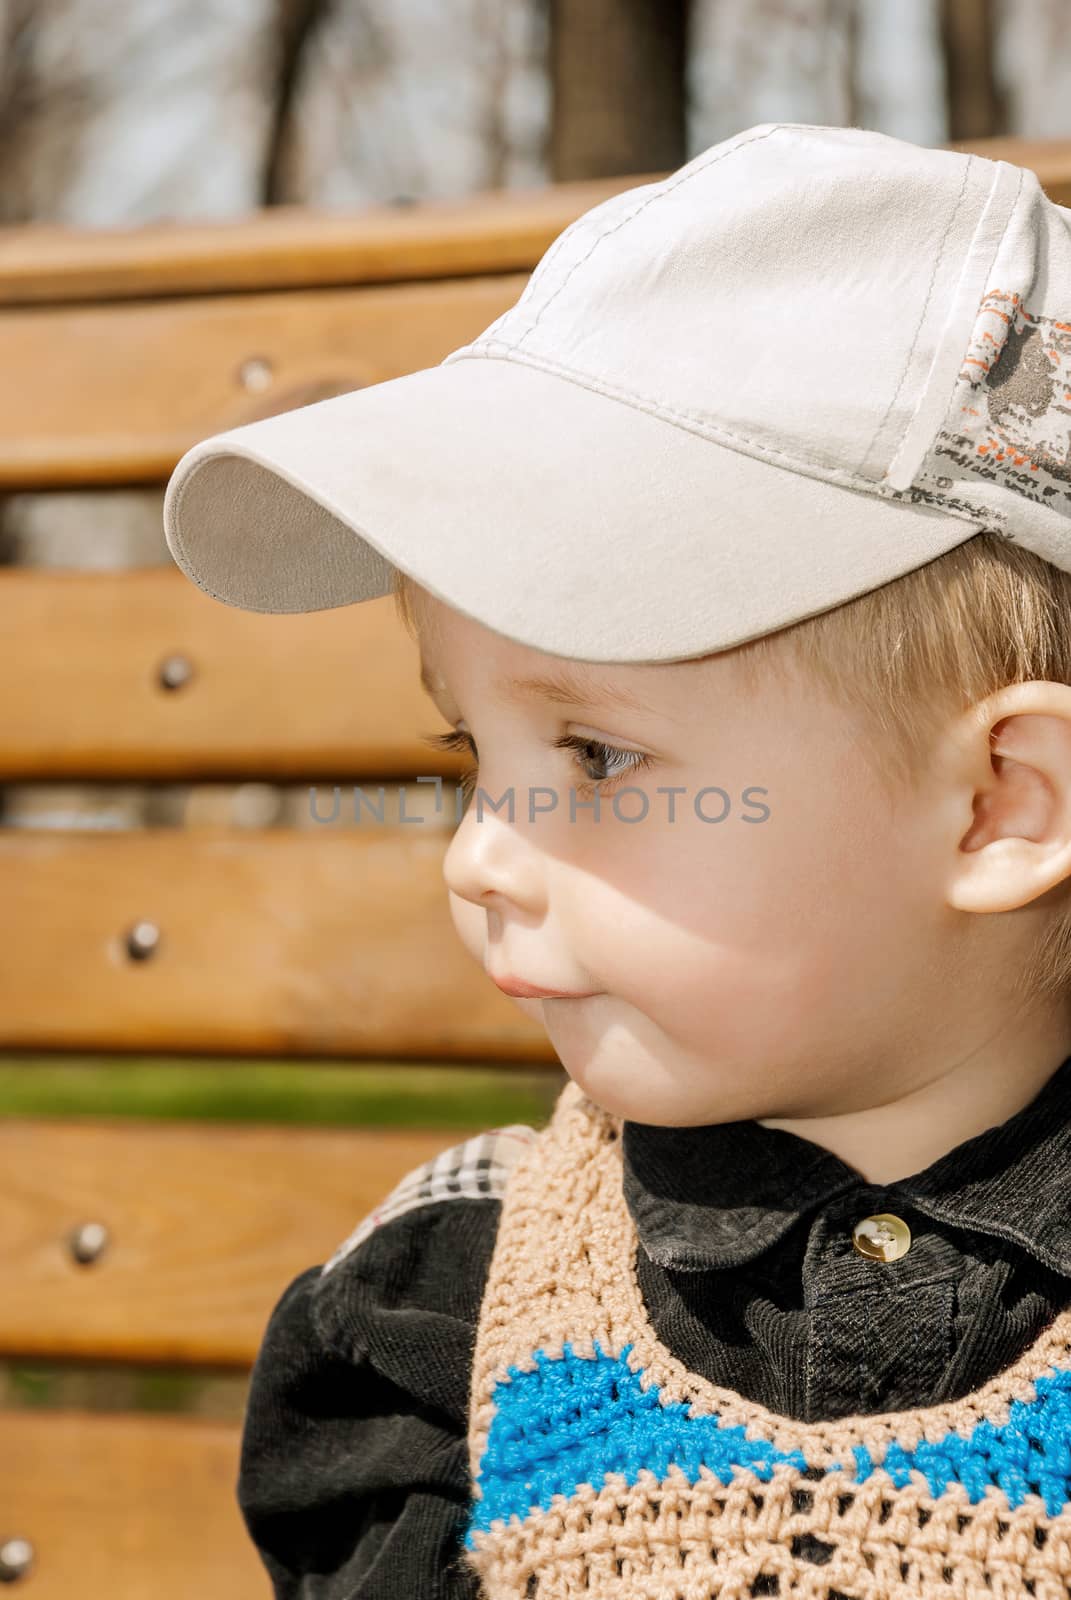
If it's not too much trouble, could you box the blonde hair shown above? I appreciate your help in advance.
[391,534,1071,1005]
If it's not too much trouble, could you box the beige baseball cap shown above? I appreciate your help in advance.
[163,121,1071,665]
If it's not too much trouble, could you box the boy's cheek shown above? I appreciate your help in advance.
[447,890,486,968]
[445,890,545,1024]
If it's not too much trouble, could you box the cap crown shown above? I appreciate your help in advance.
[445,122,1071,570]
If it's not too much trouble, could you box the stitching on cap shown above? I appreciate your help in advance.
[894,162,1025,480]
[858,154,976,474]
[455,343,1006,528]
[168,465,230,605]
[511,123,786,353]
[503,210,586,326]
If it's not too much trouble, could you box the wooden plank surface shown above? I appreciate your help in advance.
[0,826,554,1060]
[0,273,528,487]
[0,581,464,781]
[0,1115,498,1364]
[0,176,654,305]
[0,1410,265,1599]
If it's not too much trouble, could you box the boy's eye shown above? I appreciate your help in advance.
[550,734,653,793]
[420,728,653,801]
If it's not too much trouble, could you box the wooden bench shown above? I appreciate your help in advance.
[0,138,1069,1598]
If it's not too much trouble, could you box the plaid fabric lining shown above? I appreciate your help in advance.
[320,1123,540,1277]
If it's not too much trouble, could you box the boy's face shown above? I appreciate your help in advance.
[412,588,957,1128]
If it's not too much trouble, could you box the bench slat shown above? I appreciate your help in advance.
[0,176,652,305]
[0,582,462,780]
[0,275,527,487]
[0,1410,262,1599]
[0,826,553,1059]
[0,1116,502,1364]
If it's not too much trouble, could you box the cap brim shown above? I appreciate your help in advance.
[164,356,985,664]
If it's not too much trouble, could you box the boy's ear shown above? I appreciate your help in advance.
[946,681,1071,914]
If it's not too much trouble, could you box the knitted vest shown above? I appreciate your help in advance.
[455,1078,1071,1600]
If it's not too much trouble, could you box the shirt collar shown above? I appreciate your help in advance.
[621,1052,1071,1276]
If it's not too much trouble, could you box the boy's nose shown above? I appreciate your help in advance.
[441,803,545,915]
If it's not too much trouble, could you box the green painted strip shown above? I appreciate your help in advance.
[0,1056,567,1129]
[0,1360,250,1417]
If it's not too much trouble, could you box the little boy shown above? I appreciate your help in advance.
[164,124,1071,1598]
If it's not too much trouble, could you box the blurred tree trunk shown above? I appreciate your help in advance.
[265,0,332,201]
[550,0,687,179]
[940,0,1006,139]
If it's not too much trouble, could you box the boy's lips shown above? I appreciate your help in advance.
[490,974,599,999]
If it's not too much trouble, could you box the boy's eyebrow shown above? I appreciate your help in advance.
[418,657,661,717]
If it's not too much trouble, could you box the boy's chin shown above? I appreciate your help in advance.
[507,994,547,1024]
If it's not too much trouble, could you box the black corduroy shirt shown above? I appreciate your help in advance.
[237,1052,1071,1598]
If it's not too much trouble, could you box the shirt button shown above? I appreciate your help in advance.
[851,1212,912,1261]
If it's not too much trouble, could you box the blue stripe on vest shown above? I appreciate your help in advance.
[465,1341,1071,1546]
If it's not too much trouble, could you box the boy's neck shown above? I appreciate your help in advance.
[756,1001,1071,1186]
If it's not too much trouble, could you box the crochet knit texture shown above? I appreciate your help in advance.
[455,1079,1071,1599]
